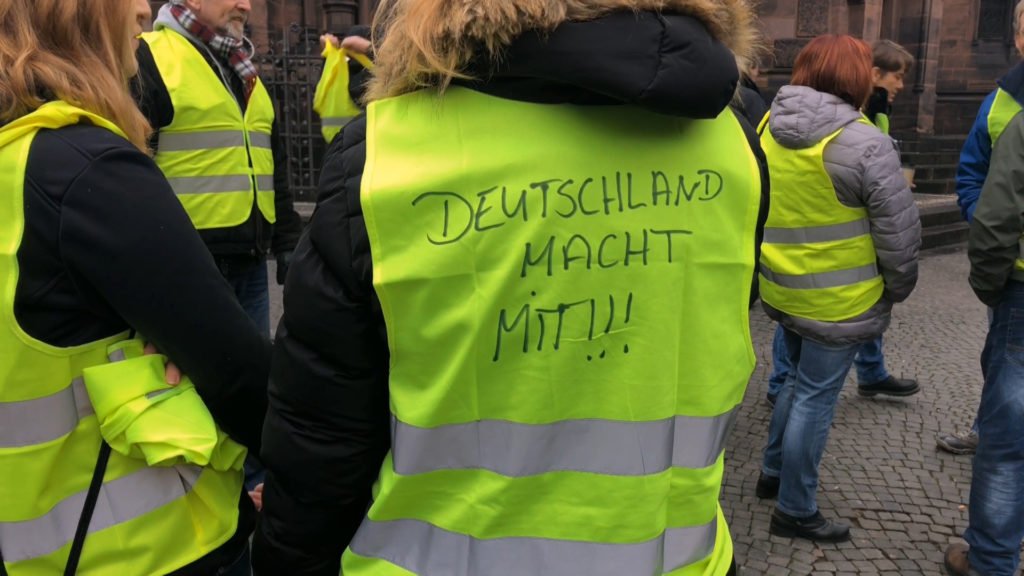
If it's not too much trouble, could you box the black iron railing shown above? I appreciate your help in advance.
[254,24,325,203]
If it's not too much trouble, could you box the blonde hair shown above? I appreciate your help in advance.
[367,0,757,101]
[0,0,151,150]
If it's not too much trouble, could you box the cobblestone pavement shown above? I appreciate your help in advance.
[724,246,1019,575]
[271,247,1017,575]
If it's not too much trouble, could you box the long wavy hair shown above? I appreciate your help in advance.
[0,0,150,150]
[366,0,758,101]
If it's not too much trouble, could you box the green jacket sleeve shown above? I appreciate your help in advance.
[968,112,1024,306]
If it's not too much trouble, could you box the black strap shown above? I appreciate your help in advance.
[63,441,112,576]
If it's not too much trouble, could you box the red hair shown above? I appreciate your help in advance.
[791,35,874,109]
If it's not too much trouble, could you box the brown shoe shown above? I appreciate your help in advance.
[944,543,981,576]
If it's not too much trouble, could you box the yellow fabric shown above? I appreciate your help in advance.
[873,112,890,135]
[143,28,276,229]
[314,43,373,142]
[348,87,762,574]
[988,87,1022,148]
[83,339,246,471]
[758,119,884,322]
[0,102,242,575]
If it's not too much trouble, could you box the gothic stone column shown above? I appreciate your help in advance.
[323,0,359,32]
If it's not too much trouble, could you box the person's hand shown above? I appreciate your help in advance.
[341,35,372,55]
[249,483,264,511]
[143,342,181,385]
[320,33,340,50]
[275,251,293,286]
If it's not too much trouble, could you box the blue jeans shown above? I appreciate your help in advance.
[963,282,1024,575]
[768,325,888,398]
[763,328,859,517]
[224,259,270,337]
[222,259,269,490]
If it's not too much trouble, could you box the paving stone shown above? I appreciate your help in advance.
[719,249,1024,575]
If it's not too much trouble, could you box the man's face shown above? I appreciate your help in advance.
[131,0,152,49]
[872,67,906,104]
[186,0,251,41]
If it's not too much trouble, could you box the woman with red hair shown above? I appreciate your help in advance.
[755,35,921,542]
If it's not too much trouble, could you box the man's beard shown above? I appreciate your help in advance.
[222,19,245,41]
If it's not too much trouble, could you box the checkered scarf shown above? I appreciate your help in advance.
[169,1,258,96]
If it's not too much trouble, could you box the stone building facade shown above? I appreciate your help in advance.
[153,0,1018,196]
[759,0,1020,194]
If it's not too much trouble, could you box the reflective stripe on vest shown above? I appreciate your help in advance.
[349,86,761,575]
[391,409,737,476]
[157,130,273,152]
[0,464,202,563]
[758,117,884,322]
[142,28,276,230]
[0,377,91,448]
[313,44,372,142]
[0,102,243,575]
[988,87,1023,148]
[350,517,717,576]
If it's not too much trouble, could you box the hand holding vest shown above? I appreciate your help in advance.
[82,339,246,471]
[314,42,373,143]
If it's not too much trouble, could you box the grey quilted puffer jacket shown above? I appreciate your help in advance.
[762,85,921,345]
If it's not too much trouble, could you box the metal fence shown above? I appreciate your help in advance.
[255,24,325,204]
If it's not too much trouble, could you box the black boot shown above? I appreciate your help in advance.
[769,509,850,542]
[858,375,920,398]
[755,473,779,499]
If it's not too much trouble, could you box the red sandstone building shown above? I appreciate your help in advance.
[759,0,1020,194]
[151,0,1020,196]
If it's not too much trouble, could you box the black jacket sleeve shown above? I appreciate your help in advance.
[132,40,173,149]
[735,108,770,307]
[58,131,270,452]
[253,115,391,576]
[270,118,303,255]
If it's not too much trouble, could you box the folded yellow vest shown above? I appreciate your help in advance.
[82,339,246,471]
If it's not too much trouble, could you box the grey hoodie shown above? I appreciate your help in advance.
[763,85,921,345]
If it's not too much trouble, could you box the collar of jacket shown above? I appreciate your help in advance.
[997,60,1024,107]
[455,12,738,120]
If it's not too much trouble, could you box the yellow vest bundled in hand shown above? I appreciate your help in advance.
[83,338,246,472]
[314,42,374,143]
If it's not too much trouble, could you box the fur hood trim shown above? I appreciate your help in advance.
[366,0,757,100]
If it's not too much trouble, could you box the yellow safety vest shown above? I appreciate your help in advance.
[758,117,884,322]
[988,87,1022,148]
[142,28,276,230]
[0,101,244,576]
[346,87,761,575]
[314,43,373,143]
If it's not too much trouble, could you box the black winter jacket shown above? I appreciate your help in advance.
[14,123,271,574]
[134,38,303,261]
[253,12,768,576]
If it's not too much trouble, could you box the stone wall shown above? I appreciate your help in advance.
[758,0,1018,195]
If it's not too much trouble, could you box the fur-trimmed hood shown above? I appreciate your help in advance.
[366,0,758,104]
